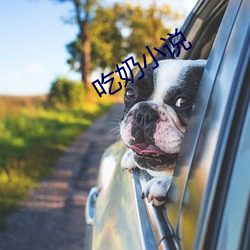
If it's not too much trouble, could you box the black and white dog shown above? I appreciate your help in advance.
[120,51,206,206]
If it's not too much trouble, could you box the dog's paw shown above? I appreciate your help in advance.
[121,149,135,172]
[141,175,172,206]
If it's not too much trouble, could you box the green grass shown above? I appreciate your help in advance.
[0,98,111,230]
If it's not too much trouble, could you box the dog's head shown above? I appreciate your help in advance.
[120,58,206,174]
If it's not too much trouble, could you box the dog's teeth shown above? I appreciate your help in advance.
[150,154,160,157]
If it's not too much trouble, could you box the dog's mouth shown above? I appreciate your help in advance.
[129,143,178,165]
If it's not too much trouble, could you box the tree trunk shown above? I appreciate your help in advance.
[81,20,91,97]
[73,0,92,98]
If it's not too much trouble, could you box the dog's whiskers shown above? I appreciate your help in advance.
[106,118,121,125]
[115,134,121,143]
[105,126,120,140]
[107,122,120,126]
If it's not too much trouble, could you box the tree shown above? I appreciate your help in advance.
[53,0,98,96]
[67,4,125,72]
[66,3,172,74]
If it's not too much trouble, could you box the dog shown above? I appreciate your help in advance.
[120,49,206,206]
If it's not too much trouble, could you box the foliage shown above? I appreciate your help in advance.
[48,77,85,108]
[124,4,172,64]
[0,95,111,230]
[66,3,173,72]
[90,4,125,70]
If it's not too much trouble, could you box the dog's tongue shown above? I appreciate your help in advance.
[130,143,163,155]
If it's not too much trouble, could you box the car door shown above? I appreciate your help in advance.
[166,0,250,249]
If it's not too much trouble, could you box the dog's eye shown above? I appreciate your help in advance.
[175,97,192,108]
[125,89,136,100]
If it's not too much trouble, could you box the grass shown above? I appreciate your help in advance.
[0,95,112,230]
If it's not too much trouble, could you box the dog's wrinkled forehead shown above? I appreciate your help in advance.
[152,59,206,103]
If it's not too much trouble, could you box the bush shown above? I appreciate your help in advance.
[48,77,85,108]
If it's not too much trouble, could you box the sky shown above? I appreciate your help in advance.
[0,0,197,96]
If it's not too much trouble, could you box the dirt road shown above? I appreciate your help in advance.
[0,103,123,250]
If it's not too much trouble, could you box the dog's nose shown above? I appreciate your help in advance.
[135,109,159,130]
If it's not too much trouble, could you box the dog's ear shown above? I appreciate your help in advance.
[155,39,175,61]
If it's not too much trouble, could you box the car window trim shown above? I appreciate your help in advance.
[131,170,159,250]
[137,172,180,250]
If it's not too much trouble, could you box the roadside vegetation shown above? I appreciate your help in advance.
[0,79,116,230]
[0,0,180,230]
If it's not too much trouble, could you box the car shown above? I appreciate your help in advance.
[85,0,250,249]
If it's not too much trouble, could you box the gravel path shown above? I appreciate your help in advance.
[0,103,123,250]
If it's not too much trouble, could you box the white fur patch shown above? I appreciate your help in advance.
[142,175,173,206]
[153,121,183,154]
[120,120,134,144]
[121,149,135,171]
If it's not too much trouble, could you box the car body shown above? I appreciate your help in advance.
[85,0,250,249]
